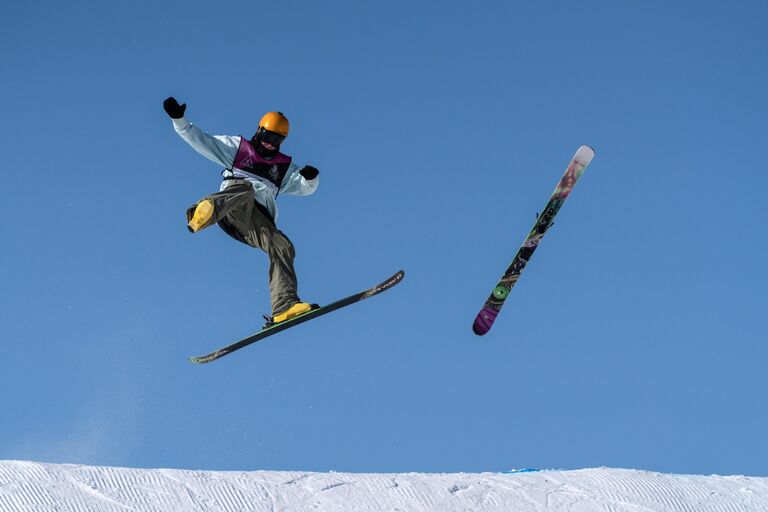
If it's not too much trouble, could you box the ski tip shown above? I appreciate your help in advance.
[381,270,405,286]
[189,350,226,364]
[383,270,405,286]
[575,145,596,162]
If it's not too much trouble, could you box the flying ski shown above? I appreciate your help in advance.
[473,146,595,335]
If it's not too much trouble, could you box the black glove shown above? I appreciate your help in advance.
[300,165,319,180]
[163,97,187,119]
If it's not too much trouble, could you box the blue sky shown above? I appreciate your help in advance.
[1,0,767,476]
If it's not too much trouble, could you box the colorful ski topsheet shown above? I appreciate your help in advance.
[190,270,404,364]
[473,146,595,336]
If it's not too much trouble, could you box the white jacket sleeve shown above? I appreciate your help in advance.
[279,163,319,196]
[172,117,239,169]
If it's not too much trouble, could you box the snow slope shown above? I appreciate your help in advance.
[1,461,767,511]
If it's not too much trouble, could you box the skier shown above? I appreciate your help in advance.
[163,96,319,325]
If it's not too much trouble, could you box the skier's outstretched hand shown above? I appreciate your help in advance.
[300,165,319,180]
[163,97,187,119]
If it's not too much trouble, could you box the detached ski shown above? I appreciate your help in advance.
[190,270,405,364]
[473,146,595,335]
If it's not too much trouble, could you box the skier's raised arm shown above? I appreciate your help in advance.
[163,97,239,169]
[280,164,319,196]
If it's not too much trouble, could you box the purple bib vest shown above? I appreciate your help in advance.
[231,137,292,190]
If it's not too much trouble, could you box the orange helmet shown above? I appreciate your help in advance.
[258,111,289,137]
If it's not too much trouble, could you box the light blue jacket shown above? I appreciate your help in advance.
[171,117,318,222]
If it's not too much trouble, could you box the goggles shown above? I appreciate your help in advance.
[259,129,285,147]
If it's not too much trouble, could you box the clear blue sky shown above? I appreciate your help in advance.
[1,0,766,477]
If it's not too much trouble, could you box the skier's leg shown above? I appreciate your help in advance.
[264,229,305,317]
[186,182,254,233]
[204,181,309,320]
[237,207,307,318]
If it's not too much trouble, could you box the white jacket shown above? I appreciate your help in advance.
[172,117,318,222]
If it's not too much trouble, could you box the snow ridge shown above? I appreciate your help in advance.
[1,461,767,512]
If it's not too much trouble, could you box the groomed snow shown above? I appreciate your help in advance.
[1,460,767,511]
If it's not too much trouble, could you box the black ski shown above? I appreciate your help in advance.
[189,270,405,364]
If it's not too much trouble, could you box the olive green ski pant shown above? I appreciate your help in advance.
[186,181,300,315]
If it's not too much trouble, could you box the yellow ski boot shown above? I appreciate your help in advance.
[271,302,314,325]
[187,199,214,233]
